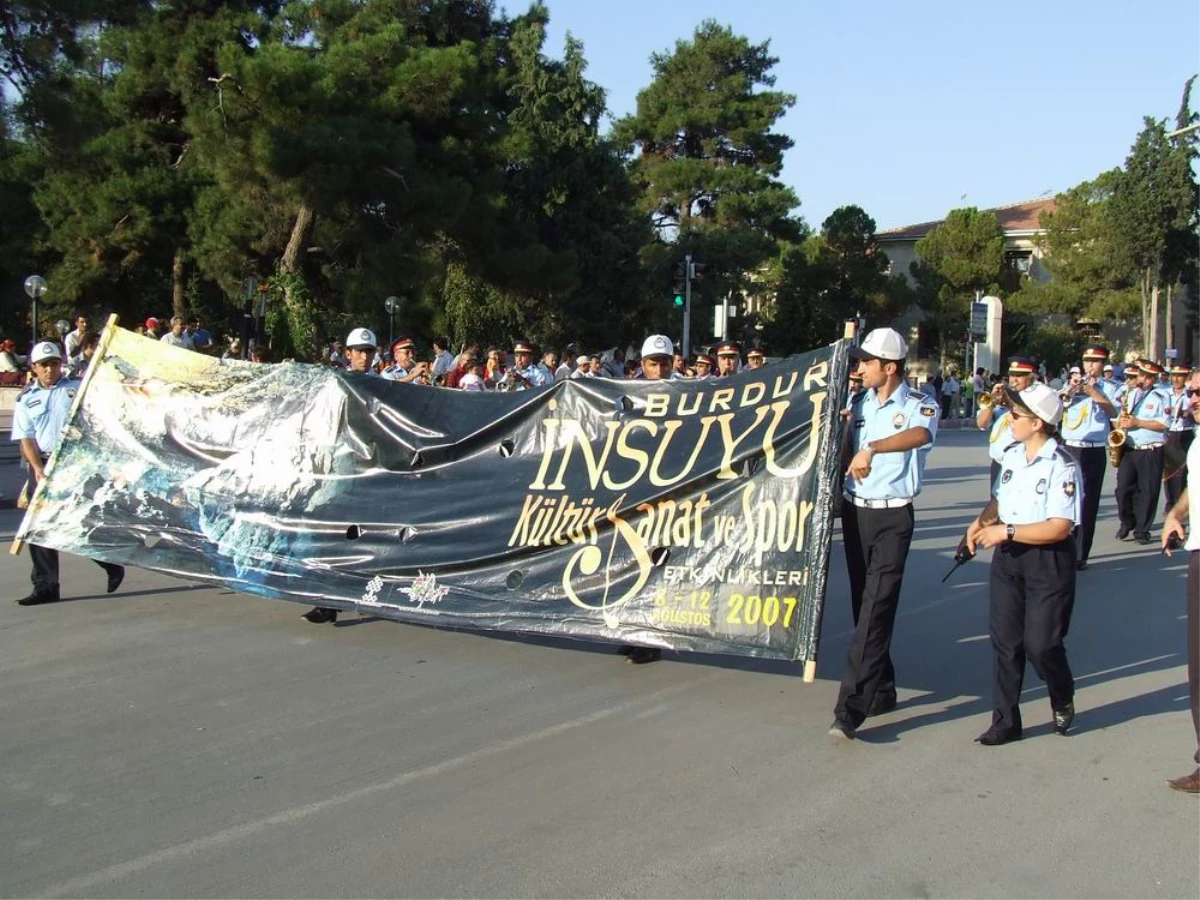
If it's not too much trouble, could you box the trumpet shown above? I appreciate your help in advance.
[977,385,1006,410]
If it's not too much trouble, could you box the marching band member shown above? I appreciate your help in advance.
[977,357,1037,492]
[1060,345,1119,569]
[503,340,552,389]
[714,342,741,377]
[746,348,766,370]
[1114,359,1170,544]
[380,336,430,384]
[830,327,938,740]
[692,353,716,379]
[965,383,1080,746]
[1164,364,1195,520]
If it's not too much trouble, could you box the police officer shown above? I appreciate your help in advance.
[504,340,551,389]
[977,357,1037,492]
[1163,364,1195,520]
[10,342,125,605]
[1114,359,1170,544]
[1060,345,1119,569]
[830,327,938,740]
[302,327,383,625]
[965,382,1080,746]
[617,335,679,664]
[714,342,741,377]
[1161,365,1200,793]
[380,335,430,383]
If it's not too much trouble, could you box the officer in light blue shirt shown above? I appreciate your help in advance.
[1060,345,1120,569]
[964,382,1080,745]
[830,326,938,740]
[1163,364,1195,519]
[1114,359,1171,544]
[10,341,124,605]
[505,340,552,389]
[978,357,1037,493]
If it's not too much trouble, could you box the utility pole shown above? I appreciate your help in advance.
[682,251,692,358]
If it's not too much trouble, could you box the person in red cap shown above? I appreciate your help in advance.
[714,342,741,377]
[144,317,161,338]
[1114,359,1171,543]
[1060,345,1120,569]
[1163,364,1195,522]
[977,357,1037,493]
[380,336,429,384]
[692,353,715,379]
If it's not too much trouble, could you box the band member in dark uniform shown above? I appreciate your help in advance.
[1059,345,1119,569]
[965,383,1080,746]
[1163,364,1195,522]
[830,327,938,740]
[1114,359,1170,544]
[977,357,1036,493]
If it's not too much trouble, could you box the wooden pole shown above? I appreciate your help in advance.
[11,314,120,556]
[801,318,860,684]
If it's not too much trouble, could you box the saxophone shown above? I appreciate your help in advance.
[1108,384,1130,468]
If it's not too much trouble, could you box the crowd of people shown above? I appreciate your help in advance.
[8,313,1198,794]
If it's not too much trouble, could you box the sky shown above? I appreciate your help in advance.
[539,0,1200,231]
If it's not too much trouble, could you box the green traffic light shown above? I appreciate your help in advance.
[673,295,684,308]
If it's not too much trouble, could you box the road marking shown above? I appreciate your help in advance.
[36,676,712,898]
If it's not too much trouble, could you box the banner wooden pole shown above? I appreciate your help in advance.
[801,318,861,685]
[11,314,120,556]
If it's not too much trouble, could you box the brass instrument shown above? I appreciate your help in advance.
[977,384,1005,410]
[977,391,994,410]
[1108,385,1130,468]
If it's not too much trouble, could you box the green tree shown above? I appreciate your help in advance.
[813,205,912,328]
[1108,108,1198,356]
[911,207,1004,357]
[615,20,804,348]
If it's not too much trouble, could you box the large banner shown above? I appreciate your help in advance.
[17,327,851,662]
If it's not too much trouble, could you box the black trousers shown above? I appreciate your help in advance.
[988,537,1076,734]
[30,543,122,598]
[1065,445,1106,564]
[837,503,913,725]
[1164,431,1193,515]
[1189,552,1199,765]
[1115,446,1164,537]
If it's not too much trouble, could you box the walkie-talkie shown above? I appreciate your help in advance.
[942,536,976,583]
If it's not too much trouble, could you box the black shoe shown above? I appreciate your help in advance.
[975,727,1022,746]
[626,647,661,665]
[1075,560,1088,571]
[868,691,898,716]
[828,717,857,740]
[1115,526,1131,541]
[302,607,338,624]
[1053,702,1075,736]
[1134,533,1152,545]
[16,591,58,606]
[106,566,125,594]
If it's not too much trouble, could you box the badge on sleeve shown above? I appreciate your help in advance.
[1063,480,1076,498]
[1001,469,1013,483]
[919,404,937,418]
[893,412,905,428]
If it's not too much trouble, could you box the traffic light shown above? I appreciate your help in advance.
[671,262,686,307]
[690,262,709,280]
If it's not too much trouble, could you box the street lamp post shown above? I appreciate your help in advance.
[385,296,400,346]
[23,275,47,351]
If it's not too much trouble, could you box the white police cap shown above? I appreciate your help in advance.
[1008,382,1063,426]
[640,334,674,359]
[345,327,377,349]
[31,341,63,364]
[850,327,907,362]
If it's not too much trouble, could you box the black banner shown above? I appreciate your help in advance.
[17,328,851,662]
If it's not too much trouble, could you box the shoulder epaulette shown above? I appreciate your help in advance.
[908,390,929,402]
[1003,440,1021,454]
[1053,445,1076,466]
[15,383,35,402]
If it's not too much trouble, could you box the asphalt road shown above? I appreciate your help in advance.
[1,431,1197,899]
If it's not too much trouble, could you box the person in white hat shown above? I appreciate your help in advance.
[830,327,939,740]
[964,382,1081,746]
[343,327,380,376]
[10,341,125,605]
[636,334,679,382]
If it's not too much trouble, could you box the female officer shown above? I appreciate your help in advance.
[964,382,1081,746]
